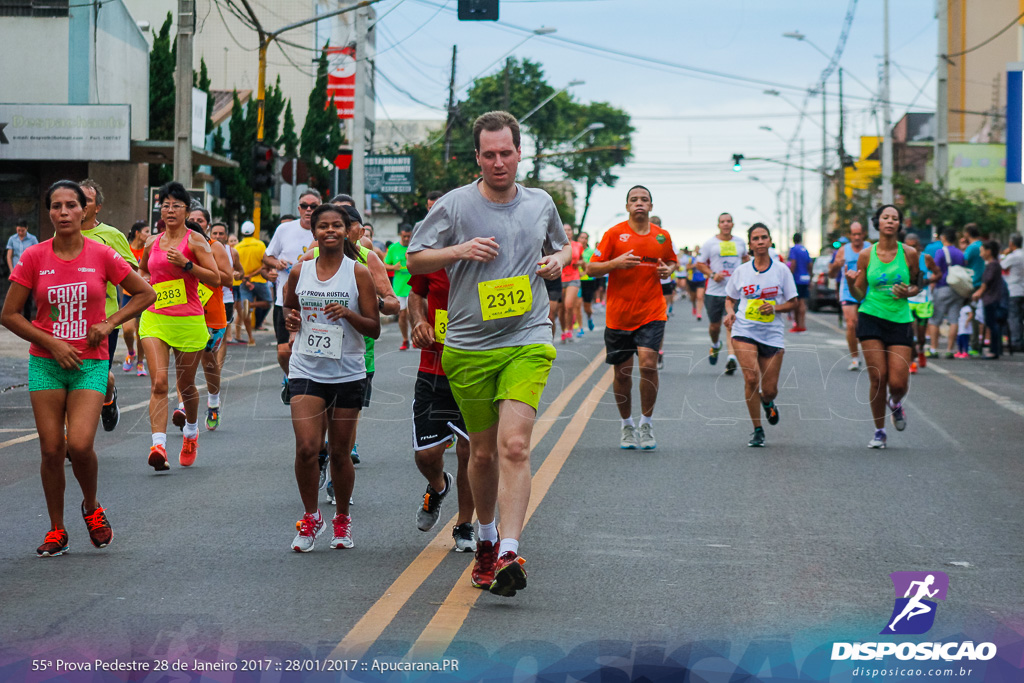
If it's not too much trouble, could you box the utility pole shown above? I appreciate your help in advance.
[800,137,806,234]
[821,81,828,246]
[172,0,195,186]
[444,45,457,167]
[837,68,847,231]
[351,4,368,213]
[936,0,949,190]
[881,0,894,204]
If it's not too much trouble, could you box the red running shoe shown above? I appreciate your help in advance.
[918,352,927,368]
[471,540,499,589]
[37,529,69,557]
[489,551,528,597]
[81,502,112,548]
[399,340,410,351]
[179,435,198,467]
[148,444,170,471]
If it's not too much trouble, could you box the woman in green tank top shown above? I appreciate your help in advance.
[845,205,921,450]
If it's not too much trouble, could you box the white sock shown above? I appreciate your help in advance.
[621,417,635,428]
[208,392,220,408]
[183,421,199,438]
[479,521,498,544]
[498,538,519,556]
[436,480,448,497]
[152,432,166,448]
[639,415,653,426]
[713,340,722,349]
[176,401,184,411]
[728,354,737,361]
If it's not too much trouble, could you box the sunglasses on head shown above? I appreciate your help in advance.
[299,202,319,210]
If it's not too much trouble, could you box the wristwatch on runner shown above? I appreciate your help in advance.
[183,261,194,272]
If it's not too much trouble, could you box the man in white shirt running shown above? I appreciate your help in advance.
[695,212,748,375]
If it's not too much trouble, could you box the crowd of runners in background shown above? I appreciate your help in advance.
[3,109,1022,601]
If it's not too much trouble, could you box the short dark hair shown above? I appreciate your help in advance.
[330,193,354,206]
[718,212,733,221]
[157,181,191,207]
[473,111,521,151]
[15,220,29,229]
[427,190,444,201]
[941,227,958,243]
[792,232,802,243]
[399,223,412,234]
[748,222,771,242]
[78,178,104,205]
[626,185,652,203]
[279,214,297,222]
[45,180,87,210]
[983,239,1001,256]
[964,223,981,239]
[342,205,363,225]
[873,204,903,228]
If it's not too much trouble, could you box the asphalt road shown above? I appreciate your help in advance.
[1,306,1022,681]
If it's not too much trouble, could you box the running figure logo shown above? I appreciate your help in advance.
[881,571,949,635]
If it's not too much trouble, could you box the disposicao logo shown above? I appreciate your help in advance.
[882,571,948,635]
[831,571,997,663]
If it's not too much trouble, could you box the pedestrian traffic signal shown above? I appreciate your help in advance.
[458,0,498,20]
[252,142,275,193]
[732,154,744,172]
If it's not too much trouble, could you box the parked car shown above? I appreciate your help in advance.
[808,253,840,311]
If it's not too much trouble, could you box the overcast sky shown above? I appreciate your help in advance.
[369,0,944,253]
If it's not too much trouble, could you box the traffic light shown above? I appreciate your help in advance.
[732,154,744,172]
[252,142,275,193]
[458,0,498,20]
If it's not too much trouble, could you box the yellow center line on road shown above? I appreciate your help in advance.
[329,350,607,661]
[403,365,615,662]
[806,315,1024,420]
[0,362,280,452]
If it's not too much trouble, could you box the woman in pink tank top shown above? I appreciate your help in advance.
[138,182,222,472]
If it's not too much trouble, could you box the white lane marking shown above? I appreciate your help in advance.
[807,315,1024,421]
[0,363,279,452]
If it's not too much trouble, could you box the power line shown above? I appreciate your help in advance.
[947,10,1024,59]
[377,67,447,110]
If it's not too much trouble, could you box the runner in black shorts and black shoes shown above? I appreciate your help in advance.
[409,267,476,552]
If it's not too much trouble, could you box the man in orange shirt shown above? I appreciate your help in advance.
[587,185,676,450]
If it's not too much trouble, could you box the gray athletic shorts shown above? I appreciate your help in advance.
[704,294,728,324]
[929,286,964,326]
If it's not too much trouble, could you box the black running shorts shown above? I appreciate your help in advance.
[856,312,915,348]
[289,376,367,410]
[412,371,467,451]
[604,320,666,366]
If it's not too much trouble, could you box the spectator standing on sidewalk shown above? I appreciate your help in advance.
[925,228,967,359]
[972,240,1006,359]
[962,224,985,355]
[1000,234,1024,352]
[6,222,39,319]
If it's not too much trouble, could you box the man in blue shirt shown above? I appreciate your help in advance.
[6,221,39,319]
[961,223,987,354]
[787,232,812,332]
[926,228,967,359]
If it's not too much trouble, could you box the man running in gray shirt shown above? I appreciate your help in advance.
[409,110,570,598]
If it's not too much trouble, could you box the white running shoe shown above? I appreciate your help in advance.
[620,425,639,450]
[330,513,354,549]
[848,358,861,371]
[292,511,326,552]
[638,423,657,450]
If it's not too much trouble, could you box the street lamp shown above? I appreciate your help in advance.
[520,78,584,123]
[567,122,605,145]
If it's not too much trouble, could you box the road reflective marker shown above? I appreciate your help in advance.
[0,363,279,452]
[330,350,606,660]
[806,315,1024,420]
[403,365,615,661]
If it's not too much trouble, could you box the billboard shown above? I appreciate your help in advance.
[0,103,130,161]
[326,46,356,120]
[950,143,1005,195]
[365,155,414,194]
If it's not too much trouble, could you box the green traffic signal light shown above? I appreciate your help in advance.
[732,153,744,172]
[832,241,842,248]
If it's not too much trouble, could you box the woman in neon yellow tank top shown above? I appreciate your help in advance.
[845,204,922,450]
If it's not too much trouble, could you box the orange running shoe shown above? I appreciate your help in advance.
[909,361,918,374]
[81,502,112,548]
[148,444,170,471]
[179,435,198,467]
[37,529,69,557]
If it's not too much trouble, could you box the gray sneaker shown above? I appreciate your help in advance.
[291,511,326,553]
[416,471,453,531]
[620,425,639,450]
[452,523,477,553]
[638,423,657,450]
